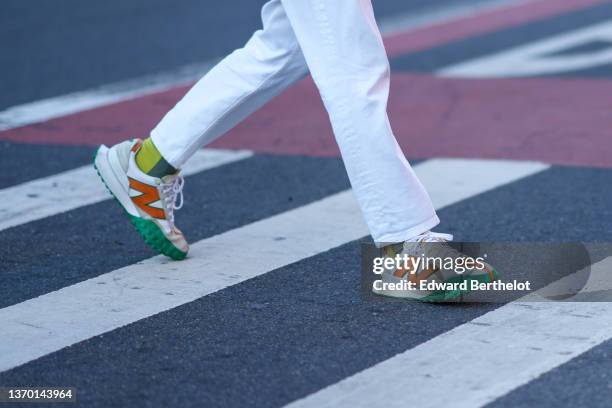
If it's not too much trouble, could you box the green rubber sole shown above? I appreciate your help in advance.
[128,216,187,260]
[93,147,187,261]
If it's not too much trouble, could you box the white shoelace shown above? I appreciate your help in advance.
[413,231,454,243]
[160,175,184,225]
[404,231,478,274]
[403,231,455,259]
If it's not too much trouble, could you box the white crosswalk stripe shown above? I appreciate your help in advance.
[0,158,547,373]
[0,148,252,232]
[286,257,612,408]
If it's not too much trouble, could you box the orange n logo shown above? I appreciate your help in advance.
[407,267,438,285]
[391,256,439,283]
[128,178,165,219]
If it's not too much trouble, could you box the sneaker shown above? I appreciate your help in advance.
[372,232,498,302]
[93,139,189,260]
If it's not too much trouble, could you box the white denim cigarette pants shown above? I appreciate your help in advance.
[151,0,439,244]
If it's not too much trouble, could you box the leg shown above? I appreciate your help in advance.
[280,0,439,244]
[151,0,309,167]
[95,0,308,260]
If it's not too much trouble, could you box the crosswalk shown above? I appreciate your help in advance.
[1,151,611,407]
[2,0,612,405]
[0,157,547,373]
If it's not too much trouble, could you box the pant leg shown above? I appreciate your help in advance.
[280,0,439,244]
[151,0,308,167]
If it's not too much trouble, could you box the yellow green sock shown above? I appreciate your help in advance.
[135,138,176,178]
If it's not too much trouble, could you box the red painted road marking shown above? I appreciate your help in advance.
[213,74,612,168]
[4,74,611,168]
[1,0,611,168]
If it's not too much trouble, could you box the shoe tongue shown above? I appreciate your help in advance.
[161,172,180,183]
[402,241,422,254]
[403,233,451,253]
[416,232,454,243]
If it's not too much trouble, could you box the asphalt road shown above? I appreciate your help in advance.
[1,0,612,407]
[0,0,498,109]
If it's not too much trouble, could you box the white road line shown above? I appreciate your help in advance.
[0,149,252,232]
[0,61,218,132]
[439,19,612,78]
[285,262,612,408]
[0,158,547,372]
[0,0,521,132]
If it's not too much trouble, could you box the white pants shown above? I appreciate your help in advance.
[151,0,439,244]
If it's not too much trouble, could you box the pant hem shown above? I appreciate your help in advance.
[150,131,182,169]
[373,214,440,247]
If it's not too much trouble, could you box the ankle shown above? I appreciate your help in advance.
[135,138,177,178]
